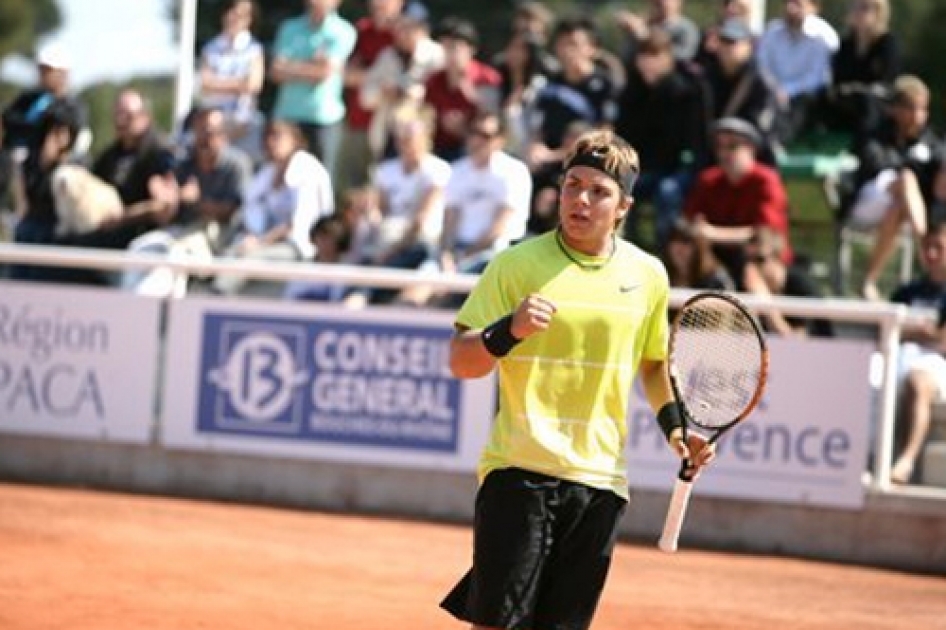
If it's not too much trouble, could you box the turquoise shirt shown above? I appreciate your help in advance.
[272,12,356,125]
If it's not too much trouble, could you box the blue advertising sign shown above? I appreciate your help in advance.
[196,313,460,452]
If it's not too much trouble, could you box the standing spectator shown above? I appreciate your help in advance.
[756,0,840,144]
[742,227,834,337]
[846,76,941,301]
[662,218,735,291]
[615,30,709,252]
[439,111,532,276]
[528,17,618,173]
[360,10,444,162]
[214,120,333,297]
[684,117,792,284]
[369,114,450,304]
[888,219,946,484]
[424,18,501,162]
[702,18,783,165]
[270,0,356,180]
[340,0,403,189]
[825,0,901,139]
[613,0,701,63]
[197,0,266,163]
[2,43,90,161]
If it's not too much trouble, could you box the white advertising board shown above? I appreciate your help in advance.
[161,298,495,471]
[626,337,875,509]
[0,281,161,443]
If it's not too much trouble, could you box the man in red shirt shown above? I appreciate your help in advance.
[684,116,792,285]
[423,17,501,162]
[341,0,404,188]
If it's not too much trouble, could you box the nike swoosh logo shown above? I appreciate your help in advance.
[619,284,641,293]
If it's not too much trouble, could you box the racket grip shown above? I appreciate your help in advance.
[657,477,694,553]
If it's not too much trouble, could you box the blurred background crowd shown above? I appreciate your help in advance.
[2,0,946,483]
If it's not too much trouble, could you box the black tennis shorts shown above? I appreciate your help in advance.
[440,467,627,630]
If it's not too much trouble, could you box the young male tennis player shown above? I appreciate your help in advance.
[440,129,715,630]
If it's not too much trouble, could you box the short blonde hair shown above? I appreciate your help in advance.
[563,129,640,193]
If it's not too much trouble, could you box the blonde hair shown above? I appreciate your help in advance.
[564,129,640,191]
[891,75,930,107]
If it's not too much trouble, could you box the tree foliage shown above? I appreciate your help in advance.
[0,0,61,59]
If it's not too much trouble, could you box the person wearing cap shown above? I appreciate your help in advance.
[684,116,792,285]
[440,128,714,630]
[423,17,501,162]
[701,17,783,165]
[1,43,88,159]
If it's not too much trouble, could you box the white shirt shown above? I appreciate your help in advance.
[444,151,532,250]
[757,14,839,98]
[241,150,334,259]
[373,153,451,248]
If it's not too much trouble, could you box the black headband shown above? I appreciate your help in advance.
[564,150,638,193]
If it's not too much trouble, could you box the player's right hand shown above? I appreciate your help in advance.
[511,294,557,340]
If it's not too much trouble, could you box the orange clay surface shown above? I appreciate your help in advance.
[0,481,944,630]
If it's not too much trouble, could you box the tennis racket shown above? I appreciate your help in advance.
[657,291,769,553]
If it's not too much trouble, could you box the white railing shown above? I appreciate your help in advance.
[0,242,931,492]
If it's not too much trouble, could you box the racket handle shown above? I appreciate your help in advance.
[658,476,693,553]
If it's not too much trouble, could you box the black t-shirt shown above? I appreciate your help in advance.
[891,277,946,326]
[92,129,176,206]
[21,155,58,229]
[2,90,87,154]
[782,265,835,338]
[532,69,617,149]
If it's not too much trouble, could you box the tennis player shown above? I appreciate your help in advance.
[440,129,715,630]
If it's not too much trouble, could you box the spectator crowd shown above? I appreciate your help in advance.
[2,0,946,482]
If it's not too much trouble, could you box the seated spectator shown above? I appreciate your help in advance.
[8,99,86,282]
[694,0,759,69]
[283,214,358,303]
[122,107,253,296]
[684,117,792,284]
[702,18,783,165]
[616,30,709,253]
[197,0,266,163]
[424,17,501,162]
[742,227,834,337]
[2,43,90,162]
[341,0,404,189]
[613,0,701,63]
[494,31,551,160]
[662,218,735,291]
[269,0,356,180]
[846,76,942,300]
[360,10,444,162]
[756,0,839,144]
[527,120,591,237]
[336,185,382,267]
[214,120,334,297]
[527,17,618,177]
[825,0,900,140]
[369,114,450,304]
[888,219,946,484]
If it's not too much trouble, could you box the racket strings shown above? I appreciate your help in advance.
[671,301,764,429]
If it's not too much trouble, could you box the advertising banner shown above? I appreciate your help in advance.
[0,281,161,443]
[161,298,494,471]
[626,337,875,509]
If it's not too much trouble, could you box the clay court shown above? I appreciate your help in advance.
[1,482,943,629]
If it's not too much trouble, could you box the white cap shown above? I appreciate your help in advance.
[37,43,70,70]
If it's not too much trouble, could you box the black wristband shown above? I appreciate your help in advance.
[481,315,522,358]
[656,401,684,441]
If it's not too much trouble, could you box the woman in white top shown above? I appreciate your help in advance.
[198,0,266,161]
[214,120,334,296]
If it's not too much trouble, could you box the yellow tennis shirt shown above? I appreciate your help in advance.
[456,230,670,499]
